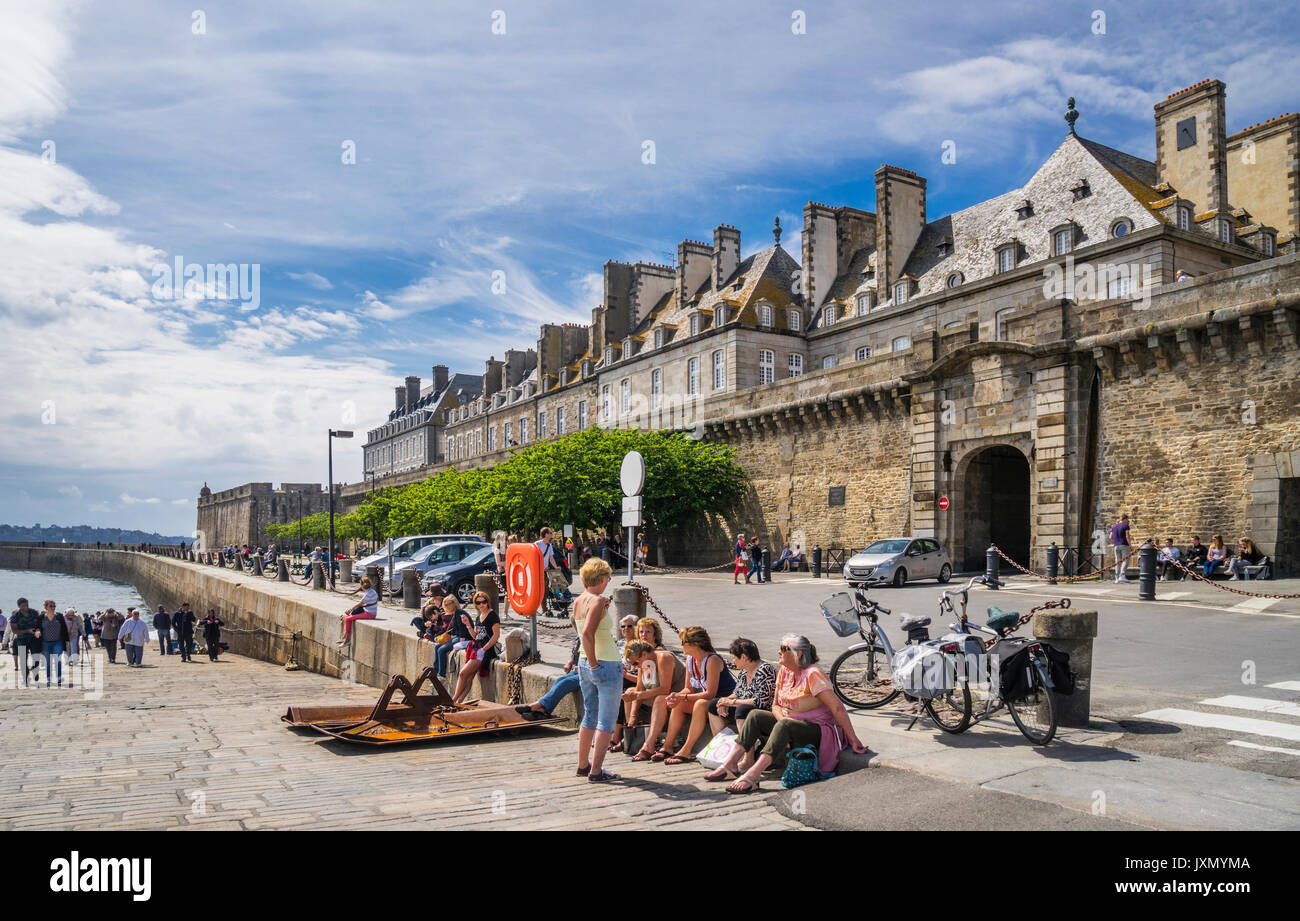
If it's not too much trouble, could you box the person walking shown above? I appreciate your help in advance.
[9,598,42,685]
[152,605,172,656]
[635,532,648,574]
[747,536,764,584]
[172,603,197,662]
[63,606,84,663]
[119,609,150,668]
[39,600,68,686]
[100,608,125,664]
[1111,514,1132,582]
[573,557,621,783]
[733,533,748,585]
[200,610,224,661]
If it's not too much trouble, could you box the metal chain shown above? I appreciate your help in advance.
[604,545,738,576]
[619,579,679,634]
[1160,553,1300,600]
[981,598,1071,649]
[503,650,541,704]
[991,544,1126,583]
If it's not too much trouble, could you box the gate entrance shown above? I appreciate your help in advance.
[961,445,1031,571]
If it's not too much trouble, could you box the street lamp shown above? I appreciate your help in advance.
[328,429,354,587]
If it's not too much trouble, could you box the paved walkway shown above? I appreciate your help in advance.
[0,646,804,831]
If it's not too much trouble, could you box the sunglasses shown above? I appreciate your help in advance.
[620,624,636,629]
[474,599,490,606]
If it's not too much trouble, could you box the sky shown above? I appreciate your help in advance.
[2,0,1297,536]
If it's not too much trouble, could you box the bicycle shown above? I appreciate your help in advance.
[919,575,1068,744]
[822,584,933,710]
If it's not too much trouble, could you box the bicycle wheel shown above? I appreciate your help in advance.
[1006,658,1057,745]
[830,644,900,709]
[922,683,972,733]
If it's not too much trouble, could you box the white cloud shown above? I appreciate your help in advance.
[288,271,333,290]
[120,493,161,505]
[57,485,82,498]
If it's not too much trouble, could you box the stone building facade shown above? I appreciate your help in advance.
[195,482,330,550]
[336,79,1299,573]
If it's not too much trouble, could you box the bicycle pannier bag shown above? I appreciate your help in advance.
[820,594,859,638]
[1040,642,1075,695]
[936,633,988,682]
[891,644,956,699]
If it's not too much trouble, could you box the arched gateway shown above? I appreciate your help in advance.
[959,445,1031,571]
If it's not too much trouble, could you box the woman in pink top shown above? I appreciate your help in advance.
[708,633,868,793]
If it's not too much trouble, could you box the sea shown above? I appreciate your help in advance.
[0,568,146,616]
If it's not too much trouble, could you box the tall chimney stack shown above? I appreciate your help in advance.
[432,364,449,393]
[405,375,420,409]
[394,386,407,413]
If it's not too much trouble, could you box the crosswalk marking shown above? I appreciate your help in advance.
[1135,708,1300,743]
[1227,740,1300,758]
[1267,681,1300,692]
[1199,695,1300,719]
[1227,596,1281,614]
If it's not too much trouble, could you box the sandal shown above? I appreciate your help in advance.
[664,753,697,765]
[629,750,654,762]
[725,778,761,795]
[588,770,621,783]
[649,749,673,762]
[575,765,590,777]
[608,739,623,752]
[704,768,737,782]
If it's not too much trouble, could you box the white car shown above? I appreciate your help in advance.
[388,540,490,578]
[844,538,953,588]
[353,533,483,579]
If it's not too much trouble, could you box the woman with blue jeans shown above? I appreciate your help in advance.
[515,637,582,720]
[39,601,66,686]
[574,557,621,783]
[434,595,472,680]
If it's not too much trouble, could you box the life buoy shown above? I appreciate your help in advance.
[506,542,545,616]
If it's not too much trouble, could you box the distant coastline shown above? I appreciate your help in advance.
[0,524,188,545]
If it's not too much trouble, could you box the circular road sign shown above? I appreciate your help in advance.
[620,451,645,497]
[938,496,950,510]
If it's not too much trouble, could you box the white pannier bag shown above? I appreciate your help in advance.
[890,643,958,699]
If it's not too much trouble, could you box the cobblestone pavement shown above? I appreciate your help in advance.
[0,646,805,831]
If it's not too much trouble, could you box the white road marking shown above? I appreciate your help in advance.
[1266,681,1300,691]
[1136,708,1300,742]
[1227,740,1300,758]
[1199,695,1300,719]
[1227,596,1280,614]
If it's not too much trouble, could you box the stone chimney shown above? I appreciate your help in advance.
[503,348,536,388]
[483,357,504,396]
[394,386,407,413]
[802,203,876,310]
[874,165,927,298]
[677,239,712,308]
[713,224,741,288]
[431,364,449,393]
[404,375,420,409]
[1155,79,1229,213]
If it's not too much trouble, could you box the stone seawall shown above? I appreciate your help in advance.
[0,545,578,721]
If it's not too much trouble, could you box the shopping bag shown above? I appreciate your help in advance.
[698,728,740,769]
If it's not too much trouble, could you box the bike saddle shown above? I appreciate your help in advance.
[898,613,931,630]
[986,606,1021,634]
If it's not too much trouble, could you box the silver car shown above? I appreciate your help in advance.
[844,538,952,588]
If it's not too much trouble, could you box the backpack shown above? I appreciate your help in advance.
[781,746,832,788]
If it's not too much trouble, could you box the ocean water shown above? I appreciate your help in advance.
[0,568,145,616]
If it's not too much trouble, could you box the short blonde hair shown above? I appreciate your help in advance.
[636,617,662,646]
[580,557,613,587]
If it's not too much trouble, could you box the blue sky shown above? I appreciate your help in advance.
[2,0,1297,535]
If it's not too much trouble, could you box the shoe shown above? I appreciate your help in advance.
[588,770,620,783]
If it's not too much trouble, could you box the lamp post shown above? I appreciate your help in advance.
[328,429,354,587]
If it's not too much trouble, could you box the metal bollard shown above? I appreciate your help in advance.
[1138,541,1156,601]
[311,561,325,589]
[216,553,224,568]
[1031,608,1098,728]
[402,568,421,608]
[1046,542,1059,585]
[985,545,1000,589]
[762,548,771,583]
[277,559,290,582]
[812,546,822,578]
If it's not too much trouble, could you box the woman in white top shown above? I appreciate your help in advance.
[338,577,379,646]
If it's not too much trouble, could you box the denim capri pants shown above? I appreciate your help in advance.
[578,659,623,733]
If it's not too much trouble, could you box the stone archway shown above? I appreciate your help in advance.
[959,445,1031,571]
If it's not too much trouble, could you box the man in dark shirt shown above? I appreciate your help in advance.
[152,605,172,655]
[1111,514,1132,583]
[172,603,197,662]
[9,598,42,685]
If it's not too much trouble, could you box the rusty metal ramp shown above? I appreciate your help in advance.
[282,666,564,745]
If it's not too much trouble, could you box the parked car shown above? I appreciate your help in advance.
[422,546,502,603]
[353,534,483,580]
[844,538,952,588]
[389,540,490,579]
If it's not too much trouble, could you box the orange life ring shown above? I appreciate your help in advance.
[506,542,544,616]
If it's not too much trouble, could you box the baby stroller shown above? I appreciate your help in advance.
[543,568,574,618]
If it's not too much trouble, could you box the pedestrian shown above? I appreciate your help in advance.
[9,598,42,685]
[172,603,197,662]
[200,610,224,661]
[434,595,472,680]
[451,591,502,705]
[100,608,125,663]
[153,605,172,655]
[337,577,378,646]
[635,532,648,574]
[733,533,748,585]
[492,531,508,573]
[63,606,84,663]
[1111,513,1132,582]
[515,634,582,721]
[748,536,764,583]
[119,608,150,668]
[573,557,621,783]
[39,600,68,686]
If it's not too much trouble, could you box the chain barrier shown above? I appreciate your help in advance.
[602,545,737,576]
[619,579,680,635]
[1160,553,1300,600]
[503,650,542,704]
[991,544,1126,583]
[981,598,1071,649]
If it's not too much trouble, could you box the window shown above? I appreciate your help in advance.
[476,430,482,454]
[787,309,802,331]
[758,304,773,327]
[457,435,463,458]
[556,405,566,435]
[605,346,615,365]
[856,293,874,316]
[1111,219,1132,238]
[824,305,837,326]
[520,417,528,443]
[503,422,512,447]
[687,357,699,395]
[651,369,662,409]
[946,272,963,289]
[891,335,911,352]
[537,411,547,439]
[856,346,871,361]
[789,353,803,377]
[1107,276,1132,299]
[576,401,586,429]
[1264,234,1275,257]
[620,378,630,413]
[654,328,664,349]
[689,315,699,336]
[997,245,1016,273]
[1072,179,1091,201]
[894,281,909,304]
[822,355,837,370]
[1218,219,1233,244]
[712,350,725,390]
[1053,227,1073,256]
[995,307,1015,341]
[602,384,611,421]
[488,426,496,452]
[1177,207,1191,231]
[759,349,774,385]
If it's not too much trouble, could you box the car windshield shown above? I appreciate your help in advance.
[862,540,910,554]
[462,546,495,565]
[410,542,457,563]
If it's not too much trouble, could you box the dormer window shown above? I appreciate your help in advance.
[605,346,615,365]
[1071,179,1091,201]
[824,305,837,326]
[788,308,802,331]
[856,292,875,316]
[1014,200,1033,220]
[689,314,699,337]
[653,328,664,349]
[1264,233,1276,257]
[1218,219,1233,245]
[935,237,952,257]
[1177,207,1192,231]
[623,337,635,358]
[582,359,593,378]
[1051,224,1076,256]
[997,244,1019,274]
[894,280,911,304]
[757,304,774,327]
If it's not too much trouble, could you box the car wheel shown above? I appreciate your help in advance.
[938,563,952,584]
[892,568,908,588]
[455,580,475,604]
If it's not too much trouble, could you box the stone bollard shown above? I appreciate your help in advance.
[312,561,325,589]
[340,559,353,583]
[233,554,244,572]
[1138,541,1156,601]
[216,553,224,568]
[1031,608,1098,728]
[253,555,264,576]
[402,568,422,608]
[277,559,290,582]
[613,585,645,627]
[985,545,1000,589]
[475,573,499,612]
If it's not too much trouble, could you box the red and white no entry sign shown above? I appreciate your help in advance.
[938,496,950,510]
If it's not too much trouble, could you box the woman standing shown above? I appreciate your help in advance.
[493,531,509,573]
[39,600,67,686]
[573,558,621,783]
[733,534,748,585]
[63,607,84,663]
[635,532,648,574]
[452,591,501,704]
[200,610,224,662]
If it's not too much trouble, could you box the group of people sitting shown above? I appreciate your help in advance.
[408,586,501,706]
[1156,534,1272,580]
[513,557,869,791]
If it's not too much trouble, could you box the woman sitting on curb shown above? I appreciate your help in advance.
[707,637,777,736]
[638,625,735,764]
[434,595,473,681]
[337,577,378,646]
[708,633,868,793]
[624,639,686,760]
[452,591,501,704]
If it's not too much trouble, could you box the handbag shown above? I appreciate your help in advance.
[434,631,453,644]
[622,724,649,755]
[781,745,831,788]
[698,728,740,769]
